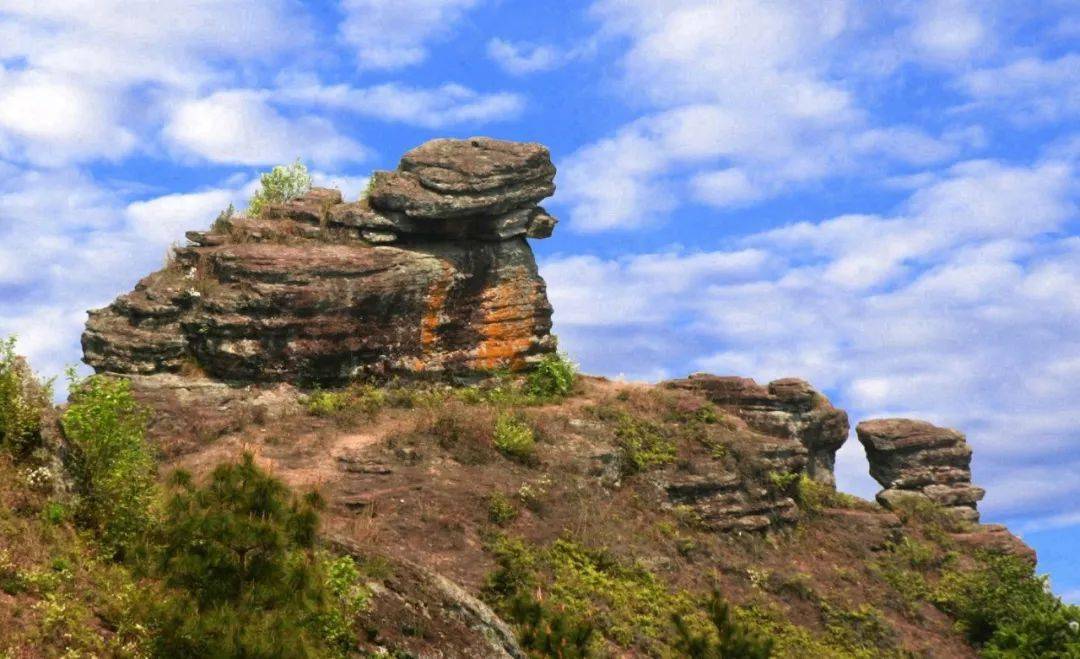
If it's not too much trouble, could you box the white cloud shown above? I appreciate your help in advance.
[126,189,238,246]
[163,90,368,166]
[958,55,1080,124]
[487,38,563,75]
[559,0,966,231]
[690,169,764,208]
[0,71,137,166]
[906,0,991,64]
[545,156,1080,524]
[0,0,306,88]
[0,1,309,165]
[278,80,524,128]
[339,0,480,70]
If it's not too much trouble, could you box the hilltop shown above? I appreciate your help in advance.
[0,139,1076,658]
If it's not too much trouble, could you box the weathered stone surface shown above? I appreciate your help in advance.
[856,418,985,523]
[663,374,849,485]
[82,138,559,383]
[368,137,555,220]
[950,524,1037,566]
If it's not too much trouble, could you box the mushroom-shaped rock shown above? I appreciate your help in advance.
[82,138,561,384]
[856,418,985,523]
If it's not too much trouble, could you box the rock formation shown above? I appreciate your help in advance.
[663,374,849,486]
[82,138,558,383]
[856,418,985,522]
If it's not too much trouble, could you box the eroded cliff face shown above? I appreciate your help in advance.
[82,138,558,384]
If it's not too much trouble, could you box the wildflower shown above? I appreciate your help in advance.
[1069,620,1079,634]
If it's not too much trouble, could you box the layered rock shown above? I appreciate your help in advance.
[83,138,559,383]
[856,418,985,523]
[654,383,816,532]
[663,374,849,485]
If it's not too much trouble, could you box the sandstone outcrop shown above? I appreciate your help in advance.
[856,418,985,523]
[663,374,849,486]
[82,138,558,383]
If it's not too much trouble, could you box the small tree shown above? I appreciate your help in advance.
[146,454,351,657]
[62,373,154,555]
[248,159,312,216]
[0,337,52,457]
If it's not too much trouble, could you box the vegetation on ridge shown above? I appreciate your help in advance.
[1,336,1079,657]
[248,159,313,216]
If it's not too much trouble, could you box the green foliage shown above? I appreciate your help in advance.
[361,176,376,200]
[306,384,386,423]
[248,159,312,216]
[766,470,800,496]
[62,374,154,555]
[525,353,577,399]
[612,413,676,475]
[822,603,897,655]
[795,475,864,513]
[317,555,372,652]
[934,552,1080,657]
[508,594,597,658]
[488,492,519,526]
[0,337,52,457]
[486,535,722,655]
[144,454,352,657]
[494,413,536,462]
[210,203,236,232]
[673,590,773,658]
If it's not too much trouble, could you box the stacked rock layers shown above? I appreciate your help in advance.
[856,418,985,522]
[664,374,850,486]
[82,138,558,383]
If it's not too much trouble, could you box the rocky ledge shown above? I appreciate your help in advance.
[82,138,559,383]
[857,418,985,522]
[663,374,849,486]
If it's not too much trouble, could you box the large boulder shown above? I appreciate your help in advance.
[663,374,849,486]
[856,418,985,523]
[82,138,559,384]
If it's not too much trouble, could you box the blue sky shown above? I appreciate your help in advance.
[0,0,1077,600]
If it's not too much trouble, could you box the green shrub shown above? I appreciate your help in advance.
[0,337,52,457]
[210,203,236,232]
[494,414,536,462]
[248,159,312,216]
[673,590,773,659]
[62,374,155,555]
[487,536,702,654]
[144,454,352,657]
[822,603,897,654]
[488,492,519,526]
[508,594,596,658]
[525,353,577,399]
[306,384,385,423]
[934,552,1080,657]
[613,413,675,475]
[794,474,863,513]
[766,470,800,496]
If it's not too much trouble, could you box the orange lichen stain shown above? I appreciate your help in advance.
[469,279,539,371]
[418,265,454,367]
